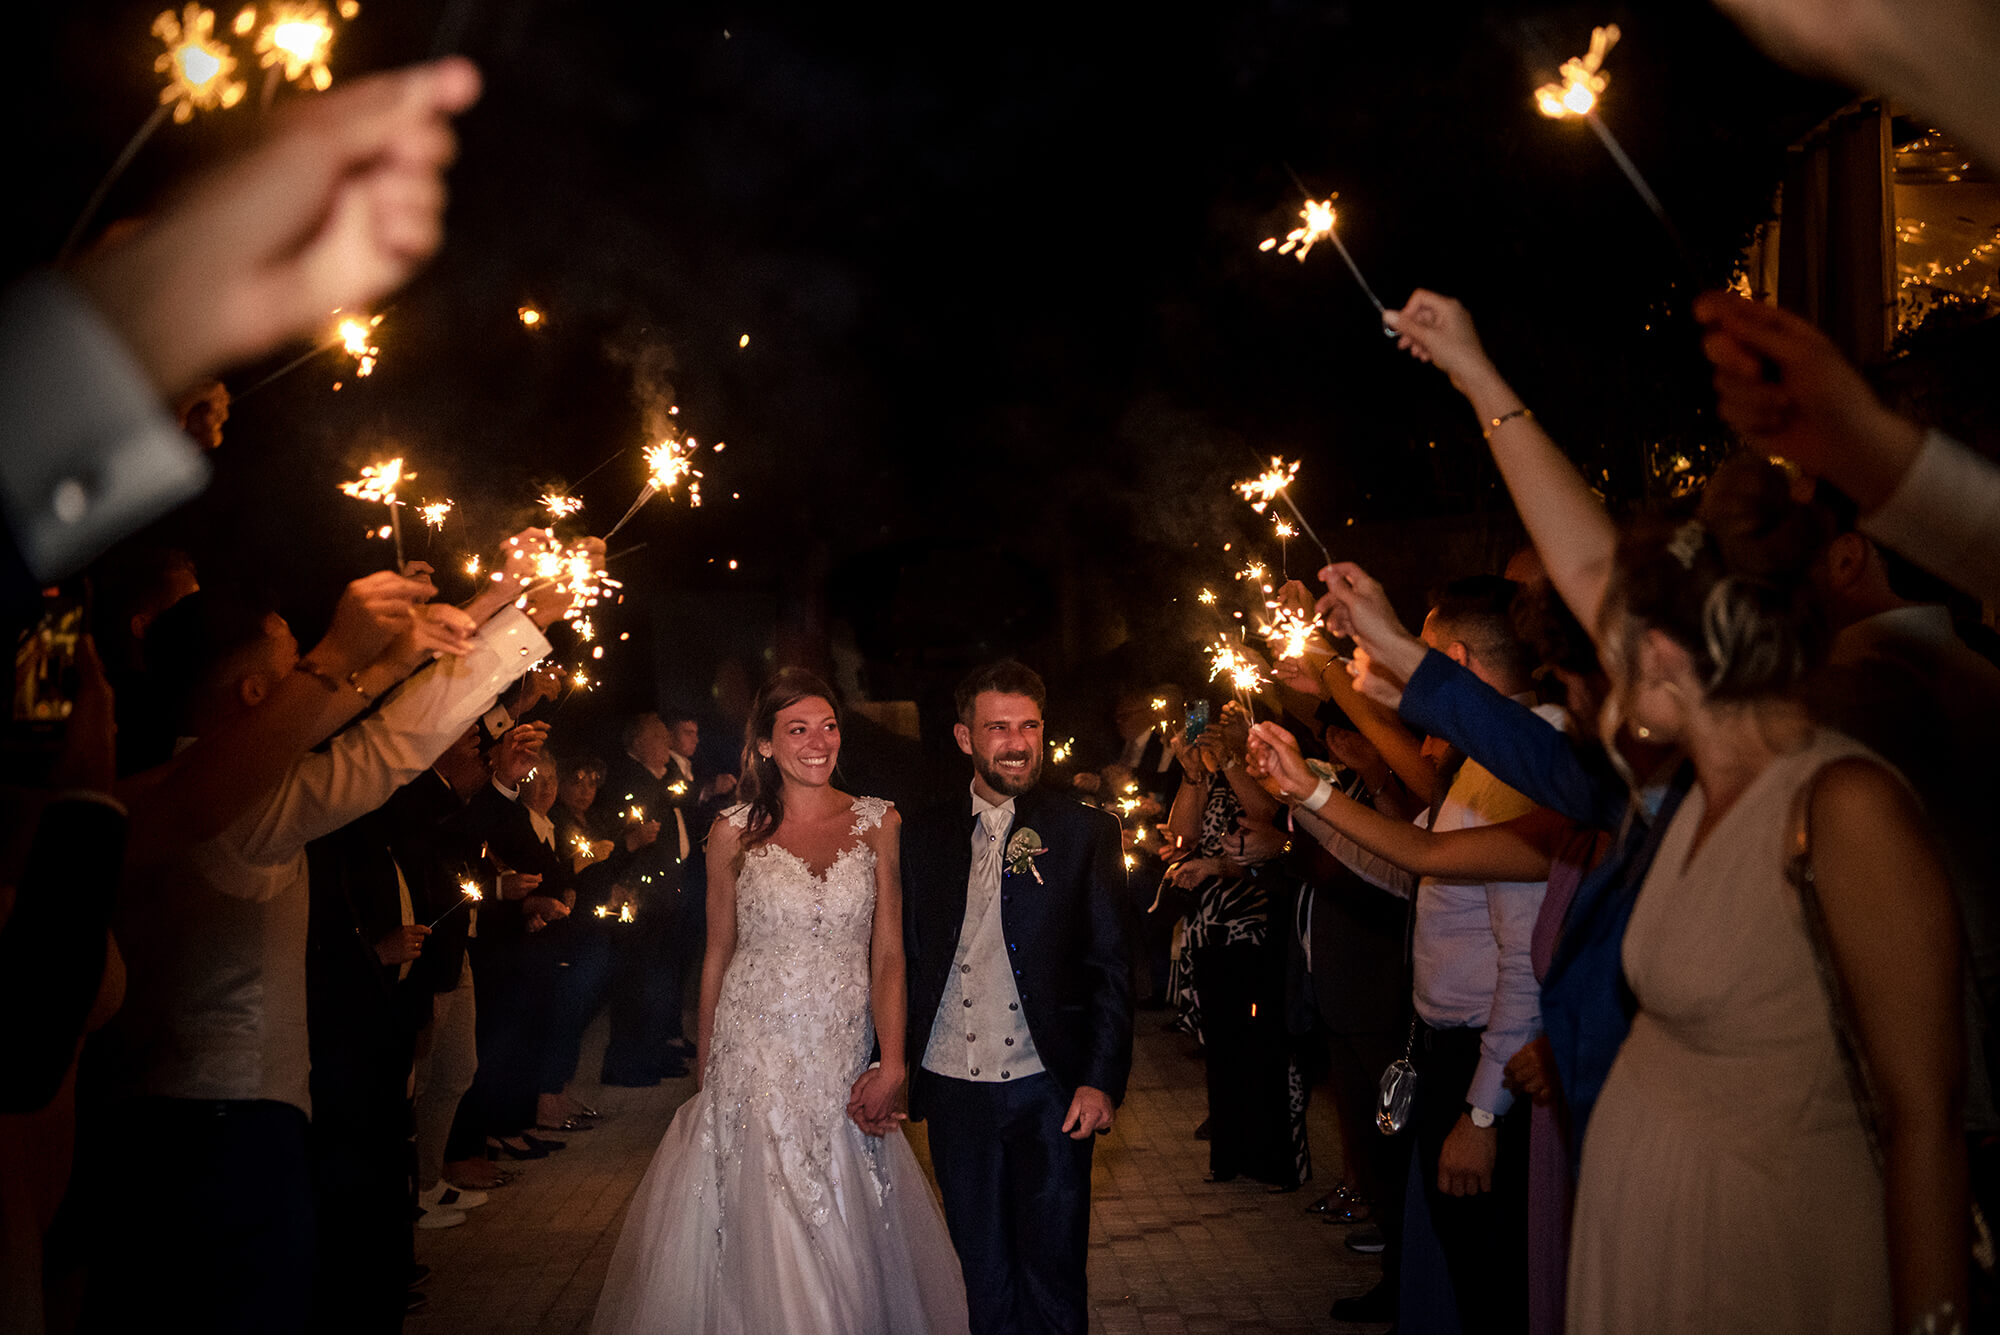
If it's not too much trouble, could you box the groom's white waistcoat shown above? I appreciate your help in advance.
[920,785,1045,1083]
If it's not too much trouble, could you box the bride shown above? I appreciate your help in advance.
[591,669,969,1334]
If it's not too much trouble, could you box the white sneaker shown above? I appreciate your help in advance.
[416,1206,467,1230]
[420,1183,489,1211]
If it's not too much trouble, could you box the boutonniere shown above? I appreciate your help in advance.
[1004,828,1046,883]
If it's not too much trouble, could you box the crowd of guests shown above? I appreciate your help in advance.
[6,1,2000,1332]
[1059,280,1998,1334]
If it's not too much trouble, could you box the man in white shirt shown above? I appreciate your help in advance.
[83,546,570,1331]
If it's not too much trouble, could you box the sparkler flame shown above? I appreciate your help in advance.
[458,879,482,902]
[339,457,404,505]
[338,315,379,377]
[518,306,542,326]
[254,3,337,90]
[1265,608,1318,663]
[541,493,584,520]
[1049,738,1074,765]
[520,532,622,627]
[1198,588,1217,606]
[575,617,595,642]
[418,499,452,531]
[642,434,704,508]
[154,6,246,122]
[1237,560,1267,584]
[1208,639,1267,695]
[463,554,481,576]
[1535,24,1620,119]
[619,904,635,923]
[1260,197,1339,261]
[1235,456,1301,514]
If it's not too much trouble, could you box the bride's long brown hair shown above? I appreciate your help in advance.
[733,667,842,862]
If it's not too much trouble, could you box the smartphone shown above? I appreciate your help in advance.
[1184,699,1210,743]
[13,582,89,729]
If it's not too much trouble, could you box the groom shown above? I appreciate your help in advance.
[902,660,1134,1335]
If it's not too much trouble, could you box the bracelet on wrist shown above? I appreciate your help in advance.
[1483,406,1533,440]
[1301,777,1335,813]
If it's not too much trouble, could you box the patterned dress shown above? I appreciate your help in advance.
[591,798,968,1335]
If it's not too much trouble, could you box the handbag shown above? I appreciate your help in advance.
[1377,1016,1418,1134]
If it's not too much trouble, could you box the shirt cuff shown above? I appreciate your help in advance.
[0,272,210,581]
[1862,428,1992,586]
[1466,1058,1513,1120]
[492,777,519,801]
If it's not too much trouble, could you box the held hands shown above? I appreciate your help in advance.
[1693,291,1925,512]
[73,59,482,399]
[845,1064,908,1137]
[1061,1085,1114,1140]
[1438,1113,1498,1196]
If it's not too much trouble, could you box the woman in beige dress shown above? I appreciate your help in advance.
[1562,461,1968,1333]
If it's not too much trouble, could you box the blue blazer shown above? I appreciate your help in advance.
[1399,650,1692,1160]
[902,785,1134,1120]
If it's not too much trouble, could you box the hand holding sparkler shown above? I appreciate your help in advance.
[1243,720,1318,805]
[493,721,548,788]
[312,568,434,673]
[1383,291,1504,393]
[373,922,430,966]
[1693,292,1926,512]
[1315,561,1430,686]
[72,58,481,399]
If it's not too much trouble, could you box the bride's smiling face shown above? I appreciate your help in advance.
[759,696,840,788]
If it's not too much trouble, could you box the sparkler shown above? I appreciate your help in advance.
[339,316,380,377]
[252,2,339,93]
[1265,608,1319,664]
[1198,588,1217,606]
[1233,454,1334,570]
[1259,186,1395,328]
[541,493,585,521]
[463,554,481,577]
[1208,637,1267,715]
[418,499,452,531]
[1049,738,1075,765]
[338,456,408,569]
[1534,25,1698,277]
[427,878,483,928]
[603,433,704,542]
[519,306,543,327]
[58,6,247,263]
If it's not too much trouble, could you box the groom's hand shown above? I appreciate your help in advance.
[1061,1086,1114,1140]
[846,1063,908,1137]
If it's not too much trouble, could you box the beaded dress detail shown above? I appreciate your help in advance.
[592,797,968,1335]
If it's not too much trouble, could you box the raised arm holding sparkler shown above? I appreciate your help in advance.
[1385,289,1618,632]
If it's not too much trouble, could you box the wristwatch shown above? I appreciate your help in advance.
[1467,1105,1496,1129]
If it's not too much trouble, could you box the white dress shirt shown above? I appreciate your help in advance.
[109,606,551,1117]
[922,784,1044,1083]
[1865,428,2000,608]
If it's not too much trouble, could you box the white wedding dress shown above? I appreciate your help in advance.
[591,797,969,1335]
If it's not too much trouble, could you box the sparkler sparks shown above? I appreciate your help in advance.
[154,6,246,122]
[1273,518,1296,540]
[426,877,482,927]
[575,617,595,642]
[338,314,381,377]
[1208,638,1268,700]
[1534,24,1618,120]
[1260,196,1338,261]
[339,456,408,567]
[1532,25,1696,277]
[541,493,584,520]
[1266,608,1318,663]
[1198,588,1217,606]
[463,554,480,576]
[518,306,543,327]
[603,432,705,541]
[1237,560,1267,584]
[418,499,452,531]
[1236,457,1300,515]
[1049,738,1074,765]
[252,2,338,90]
[339,457,404,505]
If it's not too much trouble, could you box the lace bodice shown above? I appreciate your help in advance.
[698,796,894,1233]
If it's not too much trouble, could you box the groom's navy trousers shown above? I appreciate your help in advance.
[919,1068,1094,1335]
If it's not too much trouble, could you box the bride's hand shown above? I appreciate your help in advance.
[846,1063,908,1137]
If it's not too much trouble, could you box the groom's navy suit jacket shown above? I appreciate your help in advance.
[902,783,1135,1121]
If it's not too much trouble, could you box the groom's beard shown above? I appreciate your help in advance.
[974,747,1042,798]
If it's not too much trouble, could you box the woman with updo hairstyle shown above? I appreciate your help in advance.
[1566,457,1967,1334]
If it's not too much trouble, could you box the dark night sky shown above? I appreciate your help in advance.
[11,0,1850,741]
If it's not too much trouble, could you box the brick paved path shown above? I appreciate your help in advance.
[411,1017,1391,1333]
